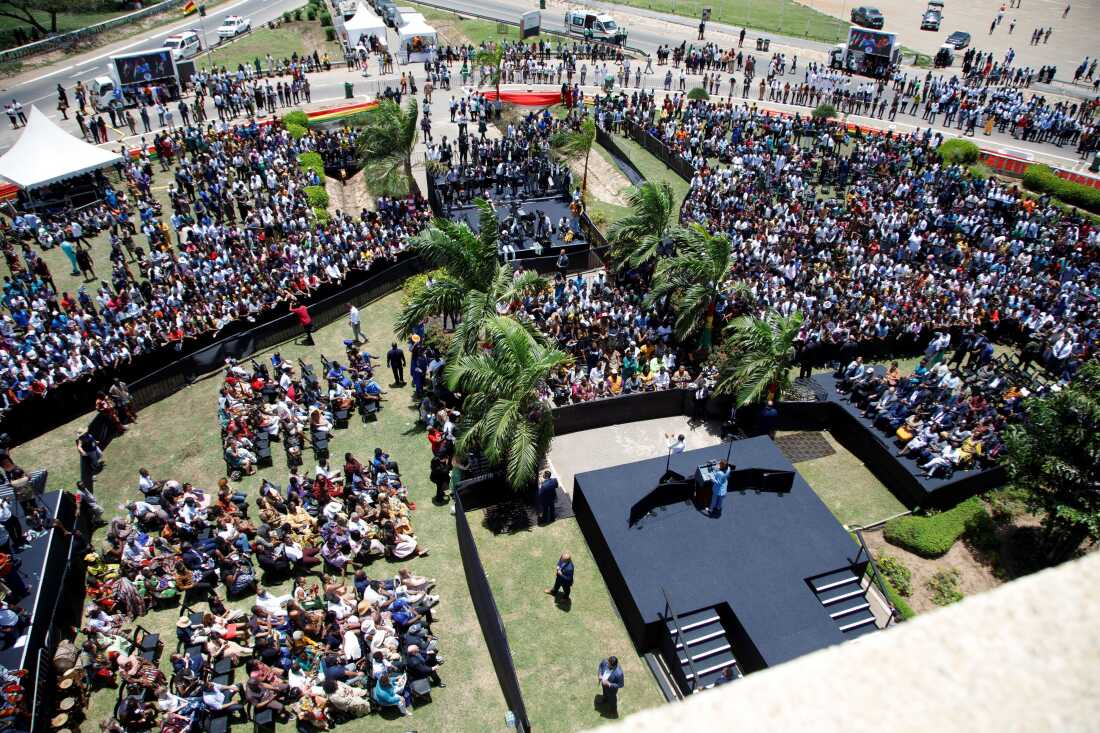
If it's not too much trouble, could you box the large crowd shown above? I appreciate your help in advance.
[0,119,429,408]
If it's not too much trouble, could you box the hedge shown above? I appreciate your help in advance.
[298,152,326,181]
[313,207,331,224]
[1022,163,1100,214]
[811,102,838,120]
[282,110,309,127]
[883,497,988,558]
[304,185,330,209]
[285,123,307,141]
[936,138,980,165]
[686,86,709,101]
[881,576,916,621]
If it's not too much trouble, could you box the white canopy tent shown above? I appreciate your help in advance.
[344,3,388,49]
[396,18,437,63]
[0,106,122,191]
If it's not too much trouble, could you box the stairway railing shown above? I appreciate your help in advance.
[661,586,702,693]
[854,528,899,627]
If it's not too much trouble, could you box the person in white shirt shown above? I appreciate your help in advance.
[665,432,686,454]
[347,303,363,344]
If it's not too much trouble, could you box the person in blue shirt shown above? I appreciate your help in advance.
[545,552,573,599]
[705,460,731,516]
[596,656,624,712]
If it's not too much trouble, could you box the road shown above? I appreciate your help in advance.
[1,0,303,116]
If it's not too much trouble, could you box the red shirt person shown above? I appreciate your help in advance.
[290,302,314,346]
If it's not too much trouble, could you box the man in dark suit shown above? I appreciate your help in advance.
[596,656,624,712]
[386,342,406,386]
[537,470,559,524]
[405,644,445,687]
[545,552,573,598]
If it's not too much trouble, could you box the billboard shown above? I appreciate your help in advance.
[847,28,895,58]
[115,50,175,86]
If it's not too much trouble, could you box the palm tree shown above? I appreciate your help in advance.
[475,43,505,100]
[713,310,804,407]
[551,117,597,195]
[445,315,572,490]
[395,199,547,355]
[644,223,746,348]
[607,181,678,270]
[355,97,419,197]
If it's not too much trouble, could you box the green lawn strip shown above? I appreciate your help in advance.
[196,23,340,73]
[0,10,128,34]
[792,432,906,528]
[611,0,849,44]
[408,3,518,47]
[884,496,989,558]
[609,132,689,210]
[469,515,665,730]
[20,290,505,733]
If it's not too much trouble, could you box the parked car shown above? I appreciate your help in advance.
[920,1,944,31]
[946,30,971,49]
[217,15,251,39]
[163,30,202,60]
[851,6,885,29]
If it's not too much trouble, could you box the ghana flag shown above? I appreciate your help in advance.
[183,0,197,14]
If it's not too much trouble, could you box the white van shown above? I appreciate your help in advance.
[164,31,202,60]
[563,10,627,44]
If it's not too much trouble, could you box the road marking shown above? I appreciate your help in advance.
[69,67,94,78]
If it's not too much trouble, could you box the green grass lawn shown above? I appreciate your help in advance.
[409,3,518,47]
[469,514,665,730]
[792,432,908,528]
[611,132,690,210]
[614,0,850,44]
[0,9,127,34]
[196,22,341,73]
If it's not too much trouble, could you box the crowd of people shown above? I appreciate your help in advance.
[0,118,430,409]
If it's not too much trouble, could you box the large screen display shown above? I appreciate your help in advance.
[848,29,894,58]
[115,50,174,85]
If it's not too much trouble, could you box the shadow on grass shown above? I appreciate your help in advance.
[481,500,535,535]
[593,694,620,719]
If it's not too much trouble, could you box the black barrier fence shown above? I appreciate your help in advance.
[453,488,530,732]
[617,119,696,183]
[3,253,421,444]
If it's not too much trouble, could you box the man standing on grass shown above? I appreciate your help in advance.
[545,552,573,598]
[537,470,559,524]
[386,342,406,386]
[596,656,624,714]
[347,303,364,344]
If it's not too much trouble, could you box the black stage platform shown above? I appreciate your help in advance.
[447,196,587,261]
[814,373,1005,504]
[573,438,871,679]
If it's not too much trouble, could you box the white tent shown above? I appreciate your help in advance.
[0,106,122,190]
[344,3,388,48]
[396,18,437,63]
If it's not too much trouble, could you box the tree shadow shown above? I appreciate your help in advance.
[481,500,534,535]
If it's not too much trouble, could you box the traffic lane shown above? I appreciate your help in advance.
[12,0,303,108]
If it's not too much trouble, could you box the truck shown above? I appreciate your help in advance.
[89,48,182,111]
[563,10,628,45]
[829,27,901,79]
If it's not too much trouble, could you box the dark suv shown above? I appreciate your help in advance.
[851,6,885,29]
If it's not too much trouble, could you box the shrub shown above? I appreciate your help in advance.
[313,206,331,224]
[985,486,1030,524]
[881,576,916,620]
[282,110,309,127]
[875,553,912,597]
[298,151,326,180]
[401,269,446,307]
[811,102,838,120]
[964,510,1000,554]
[927,568,964,606]
[1022,163,1100,214]
[304,185,330,209]
[306,8,316,21]
[285,122,307,141]
[686,86,710,101]
[967,162,992,179]
[936,138,980,165]
[320,12,333,27]
[294,8,302,20]
[282,11,292,22]
[884,497,988,558]
[325,27,336,41]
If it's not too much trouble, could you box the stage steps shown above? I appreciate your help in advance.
[659,607,741,694]
[809,568,879,639]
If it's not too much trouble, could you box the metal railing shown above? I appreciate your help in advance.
[854,528,899,627]
[661,586,701,694]
[0,0,188,64]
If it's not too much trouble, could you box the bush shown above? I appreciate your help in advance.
[298,151,326,180]
[811,102,838,120]
[875,553,912,597]
[325,27,336,41]
[884,497,988,558]
[285,122,307,141]
[881,575,916,621]
[294,8,302,20]
[686,86,710,101]
[1022,163,1100,214]
[320,12,333,27]
[964,510,1000,554]
[927,568,964,606]
[282,110,309,127]
[936,138,980,165]
[282,11,292,22]
[985,486,1030,524]
[401,269,446,307]
[304,185,330,209]
[306,9,316,21]
[313,206,331,224]
[968,162,992,179]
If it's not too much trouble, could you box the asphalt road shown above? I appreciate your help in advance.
[2,0,303,114]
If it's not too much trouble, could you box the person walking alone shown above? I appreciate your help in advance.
[386,342,406,386]
[537,470,559,524]
[347,303,364,344]
[596,656,624,714]
[290,301,314,346]
[545,552,573,598]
